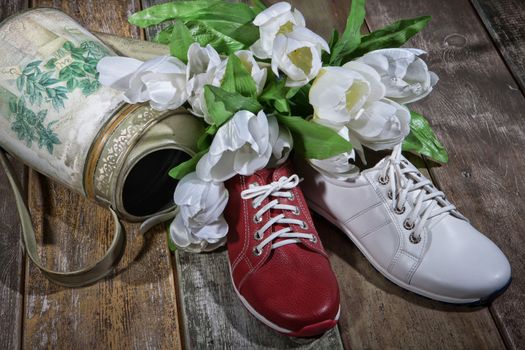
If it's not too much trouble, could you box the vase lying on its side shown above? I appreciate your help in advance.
[0,8,203,287]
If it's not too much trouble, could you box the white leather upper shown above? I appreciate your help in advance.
[296,156,511,302]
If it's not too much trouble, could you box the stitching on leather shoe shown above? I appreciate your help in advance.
[232,176,249,271]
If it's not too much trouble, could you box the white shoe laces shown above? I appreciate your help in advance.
[379,145,464,243]
[241,175,316,256]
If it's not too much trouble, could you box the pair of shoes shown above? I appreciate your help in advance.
[222,146,511,337]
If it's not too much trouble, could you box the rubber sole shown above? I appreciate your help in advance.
[307,200,512,306]
[228,262,340,337]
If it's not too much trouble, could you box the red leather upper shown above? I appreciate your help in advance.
[224,162,340,335]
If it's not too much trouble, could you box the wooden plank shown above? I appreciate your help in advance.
[0,3,28,350]
[22,1,182,349]
[471,0,525,92]
[365,0,525,348]
[176,250,344,349]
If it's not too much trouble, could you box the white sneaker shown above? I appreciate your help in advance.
[295,145,511,304]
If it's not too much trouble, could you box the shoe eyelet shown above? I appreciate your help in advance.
[403,219,415,230]
[378,175,389,185]
[249,182,259,188]
[289,192,295,201]
[253,215,262,224]
[387,190,394,199]
[409,233,421,244]
[253,247,263,256]
[254,231,262,240]
[310,236,317,244]
[394,206,406,215]
[252,201,258,209]
[300,222,308,230]
[293,206,300,215]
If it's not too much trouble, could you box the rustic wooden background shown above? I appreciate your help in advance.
[1,0,524,349]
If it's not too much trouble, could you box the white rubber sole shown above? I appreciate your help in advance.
[227,261,341,335]
[308,200,483,305]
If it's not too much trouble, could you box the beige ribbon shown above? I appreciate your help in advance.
[0,148,126,287]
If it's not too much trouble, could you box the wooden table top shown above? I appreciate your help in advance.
[1,0,524,349]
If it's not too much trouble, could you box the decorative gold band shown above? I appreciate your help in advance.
[83,103,142,200]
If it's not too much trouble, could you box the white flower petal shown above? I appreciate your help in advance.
[97,56,143,89]
[358,48,438,104]
[253,2,292,26]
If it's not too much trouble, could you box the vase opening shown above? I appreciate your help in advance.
[121,148,191,217]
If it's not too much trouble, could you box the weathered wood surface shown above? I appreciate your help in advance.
[471,0,525,92]
[20,1,182,349]
[1,0,523,348]
[0,3,28,350]
[176,250,345,349]
[366,0,525,349]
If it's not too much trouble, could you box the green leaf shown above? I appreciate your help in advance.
[169,21,195,63]
[350,16,431,59]
[9,99,17,113]
[129,1,256,28]
[276,115,353,159]
[66,78,78,91]
[196,19,259,47]
[168,149,208,180]
[251,0,266,14]
[287,84,313,117]
[402,111,448,164]
[16,75,25,92]
[329,0,366,65]
[186,20,247,55]
[323,29,339,63]
[221,53,257,97]
[197,124,218,152]
[259,74,290,114]
[129,1,259,54]
[63,41,74,51]
[44,58,57,69]
[153,26,174,44]
[204,85,261,126]
[25,60,42,69]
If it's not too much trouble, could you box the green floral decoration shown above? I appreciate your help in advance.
[8,40,110,154]
[8,97,61,154]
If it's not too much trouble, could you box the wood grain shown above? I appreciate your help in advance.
[0,3,28,350]
[21,1,182,349]
[471,0,525,93]
[176,250,345,349]
[365,0,525,348]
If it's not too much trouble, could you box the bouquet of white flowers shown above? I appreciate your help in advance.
[97,0,447,252]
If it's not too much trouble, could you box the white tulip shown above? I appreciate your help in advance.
[310,64,385,127]
[196,110,274,182]
[170,172,229,253]
[186,43,225,123]
[357,48,438,104]
[347,98,410,152]
[272,27,329,87]
[235,50,268,95]
[250,1,306,59]
[97,55,188,111]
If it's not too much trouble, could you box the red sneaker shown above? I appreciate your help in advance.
[224,162,340,337]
